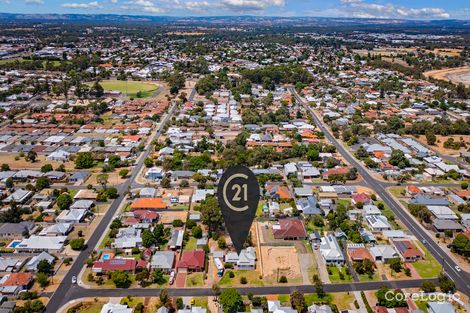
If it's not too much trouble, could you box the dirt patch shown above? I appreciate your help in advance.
[159,211,188,224]
[424,66,470,87]
[260,246,302,281]
[413,134,470,156]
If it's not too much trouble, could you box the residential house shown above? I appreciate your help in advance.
[130,198,167,210]
[351,193,372,206]
[39,223,73,236]
[56,209,87,224]
[0,273,32,294]
[347,244,374,262]
[366,215,392,231]
[16,236,67,253]
[427,302,455,313]
[307,304,334,313]
[112,228,143,249]
[320,235,345,265]
[393,241,423,262]
[0,222,35,239]
[176,250,205,272]
[225,247,256,270]
[92,258,145,274]
[150,251,175,273]
[168,229,184,250]
[272,219,307,240]
[25,252,55,271]
[100,303,132,313]
[69,171,90,183]
[296,196,322,215]
[369,245,399,262]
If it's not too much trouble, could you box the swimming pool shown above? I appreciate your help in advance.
[8,240,21,248]
[102,253,111,260]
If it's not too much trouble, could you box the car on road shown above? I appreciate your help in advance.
[71,276,77,284]
[455,266,461,272]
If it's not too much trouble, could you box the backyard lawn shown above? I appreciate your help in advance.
[184,237,197,251]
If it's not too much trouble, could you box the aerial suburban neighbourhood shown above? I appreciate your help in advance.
[0,4,469,313]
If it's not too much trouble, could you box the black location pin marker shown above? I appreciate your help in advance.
[217,165,260,255]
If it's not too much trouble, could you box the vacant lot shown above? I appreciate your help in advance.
[415,135,470,156]
[260,246,302,283]
[424,67,470,87]
[88,80,160,98]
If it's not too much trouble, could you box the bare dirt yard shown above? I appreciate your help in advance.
[260,246,302,283]
[159,211,188,224]
[415,135,470,156]
[424,66,470,87]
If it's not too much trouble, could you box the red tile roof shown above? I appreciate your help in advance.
[177,250,205,270]
[273,219,307,239]
[93,258,138,272]
[1,272,32,287]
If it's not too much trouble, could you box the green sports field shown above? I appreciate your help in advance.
[90,80,159,98]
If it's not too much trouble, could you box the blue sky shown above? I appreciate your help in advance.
[1,0,469,19]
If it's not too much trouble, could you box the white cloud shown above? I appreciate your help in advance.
[185,1,211,12]
[110,0,118,3]
[62,1,102,9]
[120,0,167,14]
[339,0,450,19]
[25,0,44,4]
[220,0,285,11]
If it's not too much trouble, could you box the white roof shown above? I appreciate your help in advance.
[100,303,133,313]
[17,236,67,251]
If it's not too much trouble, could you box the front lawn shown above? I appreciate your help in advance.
[328,265,352,283]
[412,242,442,279]
[186,273,204,287]
[219,270,264,286]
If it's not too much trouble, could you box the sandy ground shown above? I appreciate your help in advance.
[414,134,470,156]
[159,211,188,224]
[260,246,302,281]
[86,170,129,186]
[424,66,470,87]
[0,153,75,170]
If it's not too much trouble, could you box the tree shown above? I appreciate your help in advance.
[421,281,436,293]
[426,130,437,145]
[144,158,154,168]
[35,177,50,190]
[40,164,53,173]
[439,273,456,293]
[461,182,469,190]
[5,177,13,189]
[97,173,109,189]
[142,229,155,248]
[160,288,169,304]
[1,163,10,171]
[37,260,52,275]
[452,234,470,256]
[389,149,410,169]
[376,286,406,308]
[219,288,242,313]
[119,169,129,178]
[36,272,49,288]
[160,177,171,188]
[57,193,73,210]
[388,258,403,273]
[313,274,325,298]
[197,196,223,232]
[69,238,85,250]
[290,290,305,313]
[26,151,37,163]
[152,269,165,284]
[112,270,131,288]
[75,152,94,169]
[218,237,227,249]
[192,226,203,238]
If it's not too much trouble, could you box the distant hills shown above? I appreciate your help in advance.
[0,13,469,29]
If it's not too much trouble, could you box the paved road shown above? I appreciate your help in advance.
[59,278,437,301]
[45,98,180,313]
[289,86,470,296]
